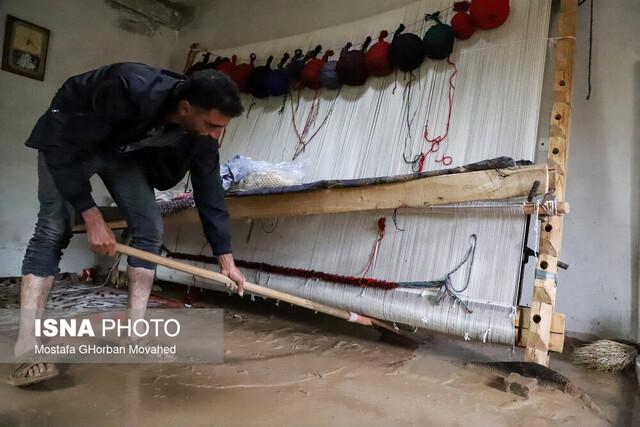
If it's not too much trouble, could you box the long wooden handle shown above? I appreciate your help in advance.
[115,244,397,333]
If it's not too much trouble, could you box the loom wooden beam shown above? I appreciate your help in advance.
[72,164,551,232]
[165,164,549,224]
[73,199,569,233]
[515,306,565,353]
[413,201,569,216]
[525,0,577,366]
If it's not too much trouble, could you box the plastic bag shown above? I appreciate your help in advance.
[220,155,306,191]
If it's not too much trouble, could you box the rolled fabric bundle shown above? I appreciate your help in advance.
[248,55,274,99]
[423,12,455,60]
[470,0,510,30]
[336,36,372,86]
[389,24,425,72]
[365,30,393,77]
[234,53,256,93]
[301,49,332,90]
[319,44,346,90]
[265,52,290,96]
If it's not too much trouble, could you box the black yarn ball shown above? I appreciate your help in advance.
[389,26,425,72]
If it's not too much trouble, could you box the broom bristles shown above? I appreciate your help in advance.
[572,340,638,372]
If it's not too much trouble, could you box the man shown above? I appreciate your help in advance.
[10,63,246,386]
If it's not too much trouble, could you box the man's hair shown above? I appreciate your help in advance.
[178,70,244,117]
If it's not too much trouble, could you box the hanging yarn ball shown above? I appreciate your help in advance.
[470,0,510,30]
[217,54,237,77]
[319,47,343,90]
[423,12,455,60]
[337,36,372,86]
[389,24,425,72]
[451,11,476,40]
[265,53,290,96]
[206,56,230,70]
[453,1,471,12]
[284,48,308,85]
[233,53,256,93]
[365,30,394,77]
[248,56,274,98]
[301,50,332,90]
[186,52,211,75]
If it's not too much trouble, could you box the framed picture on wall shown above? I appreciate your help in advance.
[2,15,50,81]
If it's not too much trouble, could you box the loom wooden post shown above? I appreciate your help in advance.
[183,42,201,73]
[525,0,577,366]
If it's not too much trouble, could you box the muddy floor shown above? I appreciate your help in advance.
[0,280,638,426]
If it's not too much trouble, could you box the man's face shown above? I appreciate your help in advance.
[177,101,231,140]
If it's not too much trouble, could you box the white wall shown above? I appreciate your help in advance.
[169,0,419,69]
[559,0,640,340]
[0,0,177,276]
[174,0,640,340]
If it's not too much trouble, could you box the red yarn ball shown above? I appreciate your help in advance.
[217,54,237,77]
[301,51,332,90]
[453,1,471,12]
[365,31,393,77]
[470,0,510,30]
[451,12,476,40]
[233,54,256,93]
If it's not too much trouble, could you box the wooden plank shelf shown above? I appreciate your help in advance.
[74,163,550,232]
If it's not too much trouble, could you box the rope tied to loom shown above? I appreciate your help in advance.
[530,188,555,253]
[397,234,476,313]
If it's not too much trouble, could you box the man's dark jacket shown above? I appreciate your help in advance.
[26,62,232,255]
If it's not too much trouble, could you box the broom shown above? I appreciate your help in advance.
[572,339,639,372]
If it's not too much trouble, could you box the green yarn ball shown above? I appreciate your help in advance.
[423,23,455,60]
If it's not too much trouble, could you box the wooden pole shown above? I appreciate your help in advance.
[72,201,568,234]
[183,42,201,73]
[525,0,577,366]
[115,243,398,335]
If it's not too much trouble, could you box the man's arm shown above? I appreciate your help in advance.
[191,137,245,295]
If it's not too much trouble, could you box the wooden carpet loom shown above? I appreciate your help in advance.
[79,1,577,367]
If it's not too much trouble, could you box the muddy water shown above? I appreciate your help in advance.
[0,284,636,426]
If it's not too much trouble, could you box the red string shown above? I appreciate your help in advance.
[292,90,320,159]
[163,247,398,289]
[417,153,426,172]
[359,217,386,281]
[416,58,458,172]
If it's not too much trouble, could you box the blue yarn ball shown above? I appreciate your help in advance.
[319,61,340,90]
[265,69,289,96]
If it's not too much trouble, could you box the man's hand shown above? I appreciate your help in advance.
[82,207,117,256]
[218,253,245,297]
